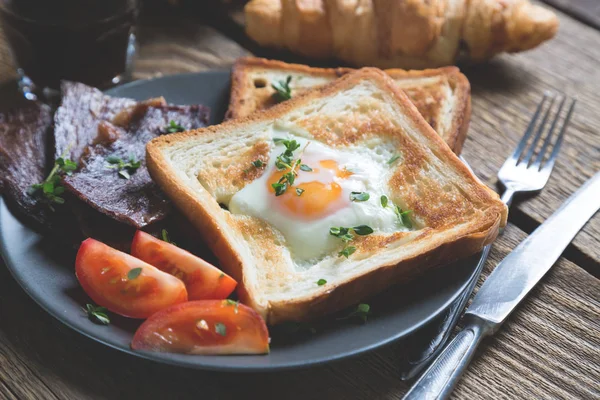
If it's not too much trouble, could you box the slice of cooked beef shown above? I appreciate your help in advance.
[54,81,136,162]
[63,104,209,228]
[0,103,82,242]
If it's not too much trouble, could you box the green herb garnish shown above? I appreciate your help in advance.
[387,154,400,165]
[29,156,78,210]
[161,229,177,245]
[272,76,292,102]
[84,304,110,325]
[299,164,313,172]
[127,267,143,280]
[352,225,374,235]
[338,246,356,258]
[296,188,305,196]
[317,279,327,286]
[106,154,141,179]
[394,206,413,228]
[224,299,239,314]
[330,225,373,258]
[270,140,309,196]
[350,191,370,202]
[165,120,185,133]
[380,195,388,208]
[252,159,265,168]
[339,303,371,323]
[215,322,227,336]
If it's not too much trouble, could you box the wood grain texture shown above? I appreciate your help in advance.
[133,14,250,80]
[458,8,600,273]
[541,0,600,30]
[0,25,16,84]
[0,224,598,400]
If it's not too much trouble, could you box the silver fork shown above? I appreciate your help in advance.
[498,93,576,207]
[402,93,576,399]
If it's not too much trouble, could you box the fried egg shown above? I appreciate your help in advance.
[229,132,406,264]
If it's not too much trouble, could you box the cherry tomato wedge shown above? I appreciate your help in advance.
[131,231,237,300]
[76,238,188,319]
[131,300,270,355]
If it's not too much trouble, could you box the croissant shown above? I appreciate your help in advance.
[245,0,559,68]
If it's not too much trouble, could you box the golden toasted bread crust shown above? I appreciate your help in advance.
[226,57,471,154]
[147,68,506,324]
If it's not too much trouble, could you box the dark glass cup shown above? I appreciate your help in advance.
[0,0,138,99]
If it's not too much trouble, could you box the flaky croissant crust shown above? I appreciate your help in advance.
[245,0,559,68]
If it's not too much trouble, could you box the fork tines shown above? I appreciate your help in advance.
[511,93,576,171]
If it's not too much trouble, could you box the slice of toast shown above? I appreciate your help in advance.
[147,68,506,324]
[226,57,471,154]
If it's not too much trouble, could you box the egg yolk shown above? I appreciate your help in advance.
[267,159,351,220]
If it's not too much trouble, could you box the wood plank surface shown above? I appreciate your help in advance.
[0,224,598,400]
[542,0,600,30]
[458,9,600,274]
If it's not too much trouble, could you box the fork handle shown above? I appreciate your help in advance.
[402,318,490,400]
[500,187,516,207]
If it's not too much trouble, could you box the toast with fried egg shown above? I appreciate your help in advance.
[226,57,471,154]
[147,68,507,324]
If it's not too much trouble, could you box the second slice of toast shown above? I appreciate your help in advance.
[147,68,506,324]
[227,57,471,154]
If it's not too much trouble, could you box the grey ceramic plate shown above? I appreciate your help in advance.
[0,71,483,371]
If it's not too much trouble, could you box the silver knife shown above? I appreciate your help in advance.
[403,170,600,400]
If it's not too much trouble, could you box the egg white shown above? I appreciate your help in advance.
[228,132,405,265]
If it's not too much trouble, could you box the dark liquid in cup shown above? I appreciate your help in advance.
[0,0,137,89]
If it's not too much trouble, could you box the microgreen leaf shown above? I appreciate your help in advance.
[84,304,110,325]
[105,153,141,179]
[330,225,373,257]
[395,207,413,229]
[296,188,305,196]
[270,140,308,196]
[338,246,356,258]
[271,182,288,196]
[380,195,388,208]
[29,155,78,209]
[299,164,313,172]
[251,159,265,168]
[106,155,121,164]
[317,279,327,286]
[224,299,239,314]
[271,76,292,102]
[165,120,185,133]
[352,225,374,235]
[161,229,176,245]
[350,192,370,202]
[127,267,142,280]
[388,154,400,165]
[215,322,227,336]
[338,303,371,323]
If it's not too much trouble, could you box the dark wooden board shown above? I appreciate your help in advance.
[541,0,600,30]
[458,10,600,274]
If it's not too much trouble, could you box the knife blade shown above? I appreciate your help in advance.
[466,169,600,327]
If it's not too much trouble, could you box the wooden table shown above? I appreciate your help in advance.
[0,2,599,399]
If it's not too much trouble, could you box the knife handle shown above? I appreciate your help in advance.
[402,318,490,400]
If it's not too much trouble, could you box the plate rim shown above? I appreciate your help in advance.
[0,70,484,372]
